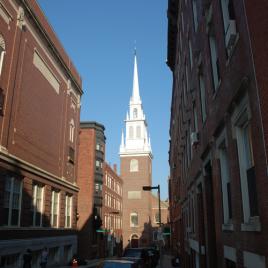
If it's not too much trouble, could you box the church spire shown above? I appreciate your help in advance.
[131,52,141,103]
[119,50,152,157]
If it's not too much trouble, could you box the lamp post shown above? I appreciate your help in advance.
[142,184,161,226]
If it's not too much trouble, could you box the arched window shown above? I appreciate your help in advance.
[0,34,6,77]
[133,108,138,119]
[129,126,133,139]
[130,212,138,227]
[130,159,138,172]
[136,126,141,138]
[69,119,75,143]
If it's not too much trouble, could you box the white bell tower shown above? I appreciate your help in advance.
[120,52,152,157]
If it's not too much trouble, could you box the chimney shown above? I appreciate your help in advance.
[113,164,117,173]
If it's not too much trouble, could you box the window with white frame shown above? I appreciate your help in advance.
[198,70,207,123]
[65,194,72,228]
[220,0,236,48]
[209,27,221,90]
[32,184,44,227]
[69,119,75,143]
[130,212,138,227]
[51,190,60,227]
[133,108,138,118]
[218,140,233,225]
[130,159,139,172]
[192,0,198,31]
[232,98,259,225]
[3,176,22,226]
[0,34,6,77]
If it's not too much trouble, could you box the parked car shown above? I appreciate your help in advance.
[122,248,151,268]
[99,259,138,268]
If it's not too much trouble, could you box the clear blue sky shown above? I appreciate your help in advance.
[37,0,172,199]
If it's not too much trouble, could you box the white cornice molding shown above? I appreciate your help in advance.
[0,147,79,191]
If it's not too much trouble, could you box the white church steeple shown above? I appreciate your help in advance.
[120,51,152,157]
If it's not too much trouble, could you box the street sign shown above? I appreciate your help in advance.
[96,229,110,233]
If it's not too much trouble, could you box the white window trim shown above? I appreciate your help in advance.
[65,195,72,228]
[199,72,207,123]
[216,129,233,229]
[4,177,22,227]
[231,95,261,231]
[130,212,138,227]
[32,184,44,227]
[51,190,60,228]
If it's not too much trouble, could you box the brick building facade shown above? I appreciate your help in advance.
[77,122,105,259]
[0,0,82,267]
[102,162,123,257]
[167,0,268,267]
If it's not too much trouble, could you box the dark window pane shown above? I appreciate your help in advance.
[11,209,19,226]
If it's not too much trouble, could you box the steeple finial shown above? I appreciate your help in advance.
[134,40,137,55]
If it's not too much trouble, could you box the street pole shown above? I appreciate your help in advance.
[157,184,162,226]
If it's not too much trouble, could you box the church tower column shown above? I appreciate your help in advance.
[120,51,153,248]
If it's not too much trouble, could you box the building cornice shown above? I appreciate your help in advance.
[0,146,79,192]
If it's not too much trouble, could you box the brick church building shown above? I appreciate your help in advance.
[119,52,154,249]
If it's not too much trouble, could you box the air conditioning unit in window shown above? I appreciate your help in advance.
[191,132,199,147]
[225,20,237,50]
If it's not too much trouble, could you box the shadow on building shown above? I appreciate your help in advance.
[0,160,78,268]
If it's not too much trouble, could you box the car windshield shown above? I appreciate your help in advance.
[103,262,132,268]
[123,249,142,258]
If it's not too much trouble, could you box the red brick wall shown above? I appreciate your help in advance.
[120,155,153,248]
[167,0,268,267]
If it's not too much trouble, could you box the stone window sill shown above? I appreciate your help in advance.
[241,216,261,232]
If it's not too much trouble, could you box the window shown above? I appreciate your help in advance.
[218,140,233,225]
[193,102,198,132]
[129,126,133,139]
[133,108,138,118]
[199,71,207,123]
[51,190,60,227]
[130,212,138,227]
[95,183,102,193]
[32,184,44,227]
[96,143,100,150]
[237,122,258,219]
[3,176,22,226]
[181,12,185,32]
[96,160,102,169]
[0,34,6,77]
[65,194,72,228]
[155,212,160,224]
[69,119,75,143]
[130,159,139,172]
[136,126,141,138]
[232,96,259,227]
[209,27,221,90]
[192,0,198,31]
[189,40,193,69]
[221,0,236,53]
